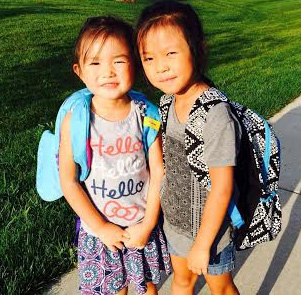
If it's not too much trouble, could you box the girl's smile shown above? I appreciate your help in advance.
[101,82,119,89]
[158,76,177,83]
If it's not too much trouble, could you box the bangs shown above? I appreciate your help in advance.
[75,28,109,65]
[72,16,136,72]
[137,14,183,52]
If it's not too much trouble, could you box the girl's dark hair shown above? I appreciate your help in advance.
[74,16,136,68]
[136,0,214,86]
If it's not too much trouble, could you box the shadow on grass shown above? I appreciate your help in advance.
[208,30,289,69]
[0,2,79,20]
[0,49,80,134]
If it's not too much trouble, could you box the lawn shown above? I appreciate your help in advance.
[0,0,300,294]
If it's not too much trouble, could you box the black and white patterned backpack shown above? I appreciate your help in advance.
[227,97,281,250]
[160,88,282,250]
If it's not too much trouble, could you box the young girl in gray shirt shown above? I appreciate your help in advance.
[136,1,241,294]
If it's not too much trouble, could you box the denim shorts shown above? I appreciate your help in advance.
[168,241,236,275]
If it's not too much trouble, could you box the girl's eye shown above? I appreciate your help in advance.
[90,62,99,65]
[115,60,126,64]
[143,57,153,62]
[167,52,177,56]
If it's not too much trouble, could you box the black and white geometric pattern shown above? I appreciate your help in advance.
[159,88,282,251]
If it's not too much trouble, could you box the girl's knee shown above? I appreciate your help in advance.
[145,282,157,294]
[209,284,240,295]
[173,273,198,288]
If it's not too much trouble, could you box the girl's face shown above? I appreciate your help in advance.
[139,25,195,95]
[74,35,134,101]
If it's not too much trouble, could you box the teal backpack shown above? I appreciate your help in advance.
[36,88,161,202]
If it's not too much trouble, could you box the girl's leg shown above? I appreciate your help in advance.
[170,255,198,295]
[204,272,240,295]
[116,286,128,295]
[140,282,158,295]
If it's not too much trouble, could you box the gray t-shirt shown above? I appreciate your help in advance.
[161,99,241,256]
[82,101,149,236]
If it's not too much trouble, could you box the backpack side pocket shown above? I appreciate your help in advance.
[36,130,63,201]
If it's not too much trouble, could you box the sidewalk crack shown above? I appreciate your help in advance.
[279,187,301,195]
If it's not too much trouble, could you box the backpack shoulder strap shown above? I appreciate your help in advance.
[70,90,92,181]
[186,88,246,228]
[129,90,161,159]
[159,93,173,167]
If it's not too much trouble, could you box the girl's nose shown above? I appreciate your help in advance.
[101,63,115,78]
[102,69,115,78]
[156,60,169,74]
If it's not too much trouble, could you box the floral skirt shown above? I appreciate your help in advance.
[78,225,172,295]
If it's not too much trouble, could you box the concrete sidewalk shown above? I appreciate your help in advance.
[44,96,301,295]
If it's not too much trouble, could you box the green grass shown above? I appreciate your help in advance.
[0,0,300,294]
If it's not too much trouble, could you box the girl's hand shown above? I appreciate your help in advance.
[124,222,153,249]
[187,242,210,275]
[97,222,130,252]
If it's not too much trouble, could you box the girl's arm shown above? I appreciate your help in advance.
[59,112,129,251]
[187,166,234,274]
[124,135,164,249]
[142,135,164,230]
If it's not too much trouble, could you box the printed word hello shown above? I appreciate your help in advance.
[91,178,144,199]
[90,136,143,156]
[94,155,145,179]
